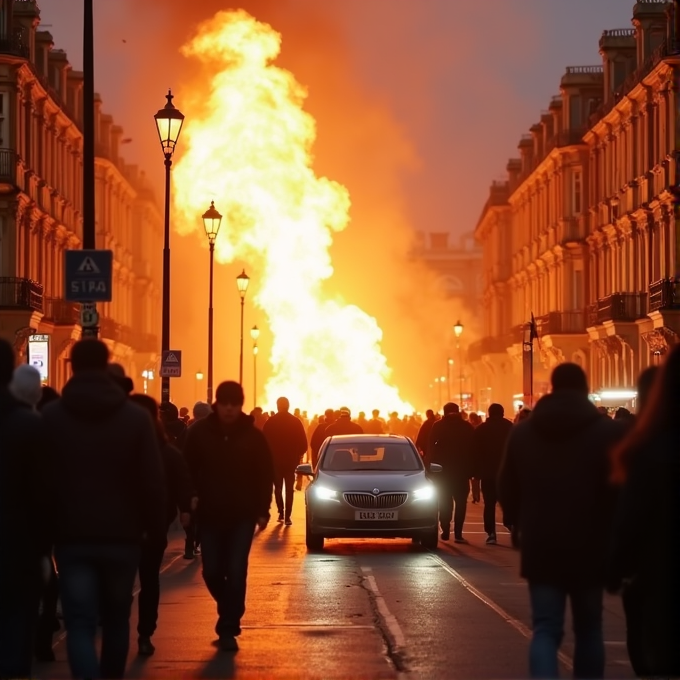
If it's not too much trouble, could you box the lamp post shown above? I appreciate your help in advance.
[251,325,260,409]
[447,358,453,401]
[202,201,223,404]
[236,269,250,384]
[195,370,204,403]
[453,320,464,406]
[154,91,185,404]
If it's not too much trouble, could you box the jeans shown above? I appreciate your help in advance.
[201,521,256,638]
[55,543,140,680]
[528,583,604,679]
[274,467,295,519]
[438,478,469,537]
[137,536,168,638]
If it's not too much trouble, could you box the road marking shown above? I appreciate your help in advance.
[360,566,406,650]
[429,554,574,672]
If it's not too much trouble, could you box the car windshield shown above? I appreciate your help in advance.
[321,443,422,472]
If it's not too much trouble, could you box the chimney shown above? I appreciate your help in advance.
[560,65,604,130]
[94,92,103,146]
[99,113,113,157]
[599,28,637,96]
[111,124,123,165]
[518,134,534,176]
[67,70,83,125]
[506,158,522,192]
[34,30,53,76]
[530,122,544,161]
[548,95,563,133]
[632,0,670,64]
[48,48,70,100]
[540,110,554,150]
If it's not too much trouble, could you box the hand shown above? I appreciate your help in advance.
[190,497,199,512]
[255,516,269,533]
[179,512,191,528]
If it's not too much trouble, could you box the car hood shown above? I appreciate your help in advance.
[315,470,429,492]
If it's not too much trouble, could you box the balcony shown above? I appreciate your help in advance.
[588,293,648,326]
[537,311,586,335]
[0,148,17,186]
[43,297,79,325]
[0,277,43,311]
[468,335,509,362]
[649,278,680,312]
[0,28,30,59]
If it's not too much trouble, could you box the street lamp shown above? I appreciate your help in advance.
[453,320,464,406]
[236,269,250,384]
[251,325,260,410]
[154,90,185,404]
[202,201,223,404]
[447,358,453,401]
[195,370,204,403]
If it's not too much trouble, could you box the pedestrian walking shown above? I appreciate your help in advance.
[183,380,274,652]
[41,339,166,679]
[607,348,680,678]
[310,409,334,467]
[0,340,50,679]
[426,402,475,543]
[498,363,624,679]
[473,403,513,544]
[415,409,436,456]
[263,397,309,525]
[324,407,364,436]
[130,394,194,657]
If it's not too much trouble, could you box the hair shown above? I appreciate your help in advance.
[130,393,166,443]
[425,409,434,418]
[0,338,15,386]
[277,396,290,412]
[215,380,244,406]
[488,403,504,418]
[193,401,212,420]
[610,348,680,484]
[10,364,43,408]
[37,386,60,411]
[443,402,460,415]
[70,339,109,373]
[551,362,589,395]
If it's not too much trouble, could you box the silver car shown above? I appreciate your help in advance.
[296,434,441,551]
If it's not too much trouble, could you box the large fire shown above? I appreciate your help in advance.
[172,9,413,413]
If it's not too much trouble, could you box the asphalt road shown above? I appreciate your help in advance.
[39,494,634,679]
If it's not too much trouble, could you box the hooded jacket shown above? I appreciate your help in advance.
[41,371,166,544]
[498,390,625,587]
[184,411,274,526]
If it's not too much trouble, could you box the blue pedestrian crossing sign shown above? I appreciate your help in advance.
[65,249,113,302]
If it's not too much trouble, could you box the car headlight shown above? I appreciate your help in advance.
[314,485,339,501]
[412,485,435,501]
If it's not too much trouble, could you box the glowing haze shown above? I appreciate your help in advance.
[173,10,411,413]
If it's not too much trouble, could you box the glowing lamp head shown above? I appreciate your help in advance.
[196,371,204,381]
[202,201,223,244]
[236,269,250,298]
[453,320,464,338]
[154,90,185,158]
[250,325,260,341]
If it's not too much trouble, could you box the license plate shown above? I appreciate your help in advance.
[355,510,398,521]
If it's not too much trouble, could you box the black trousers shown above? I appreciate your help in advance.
[137,536,168,638]
[184,513,200,554]
[35,557,60,653]
[274,468,295,519]
[481,477,499,535]
[438,478,469,537]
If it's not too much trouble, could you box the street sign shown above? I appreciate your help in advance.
[65,249,113,302]
[160,350,182,378]
[80,302,99,328]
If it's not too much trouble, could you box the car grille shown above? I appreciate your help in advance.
[343,492,408,509]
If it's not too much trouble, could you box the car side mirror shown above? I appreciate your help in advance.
[296,463,314,476]
[429,463,442,473]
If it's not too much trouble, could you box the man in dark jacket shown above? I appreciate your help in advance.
[473,403,513,544]
[184,380,274,652]
[498,363,624,679]
[160,401,188,448]
[415,409,437,455]
[41,340,166,680]
[427,402,475,542]
[310,409,334,467]
[263,397,309,525]
[0,339,49,679]
[324,406,364,436]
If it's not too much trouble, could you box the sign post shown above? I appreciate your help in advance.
[160,350,182,379]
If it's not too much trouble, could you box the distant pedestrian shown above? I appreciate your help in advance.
[324,407,363,436]
[427,402,475,543]
[364,409,385,434]
[9,364,42,409]
[498,363,625,679]
[184,381,274,652]
[0,339,50,679]
[415,409,436,455]
[473,403,513,544]
[310,409,334,466]
[160,401,188,448]
[42,340,166,679]
[263,397,309,525]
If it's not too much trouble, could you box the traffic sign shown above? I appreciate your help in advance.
[65,249,113,302]
[80,302,99,328]
[160,350,182,378]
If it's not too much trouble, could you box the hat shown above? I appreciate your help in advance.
[215,381,244,405]
[192,401,212,420]
[10,364,43,408]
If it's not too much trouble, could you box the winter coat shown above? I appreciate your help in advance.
[498,390,625,587]
[262,411,308,471]
[324,417,364,437]
[473,415,514,479]
[426,413,475,482]
[41,371,166,545]
[415,417,436,453]
[184,411,274,526]
[160,441,194,528]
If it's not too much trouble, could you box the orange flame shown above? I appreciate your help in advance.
[172,9,412,413]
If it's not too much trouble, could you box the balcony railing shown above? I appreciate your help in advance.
[588,293,648,326]
[0,277,43,312]
[0,148,17,185]
[649,278,680,311]
[43,297,79,325]
[537,311,586,335]
[0,27,30,59]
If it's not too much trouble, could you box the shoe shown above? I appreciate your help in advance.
[138,637,155,656]
[454,536,468,544]
[219,635,239,652]
[183,551,194,560]
[440,529,450,541]
[486,533,497,545]
[277,512,284,523]
[284,518,292,526]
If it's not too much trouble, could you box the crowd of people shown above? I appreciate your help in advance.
[0,335,677,679]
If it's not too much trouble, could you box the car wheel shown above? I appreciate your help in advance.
[305,519,324,551]
[420,528,439,550]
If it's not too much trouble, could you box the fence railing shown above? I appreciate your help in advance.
[0,277,43,311]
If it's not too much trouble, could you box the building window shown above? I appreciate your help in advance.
[572,170,582,215]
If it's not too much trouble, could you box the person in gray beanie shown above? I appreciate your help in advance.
[191,401,212,424]
[10,364,43,410]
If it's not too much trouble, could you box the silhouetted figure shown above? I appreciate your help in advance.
[324,407,363,436]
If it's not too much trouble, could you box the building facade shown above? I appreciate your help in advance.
[0,0,162,391]
[471,0,678,413]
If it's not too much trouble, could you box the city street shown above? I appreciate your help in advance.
[40,498,634,679]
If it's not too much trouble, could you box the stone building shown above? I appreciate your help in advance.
[0,0,162,391]
[471,0,678,413]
